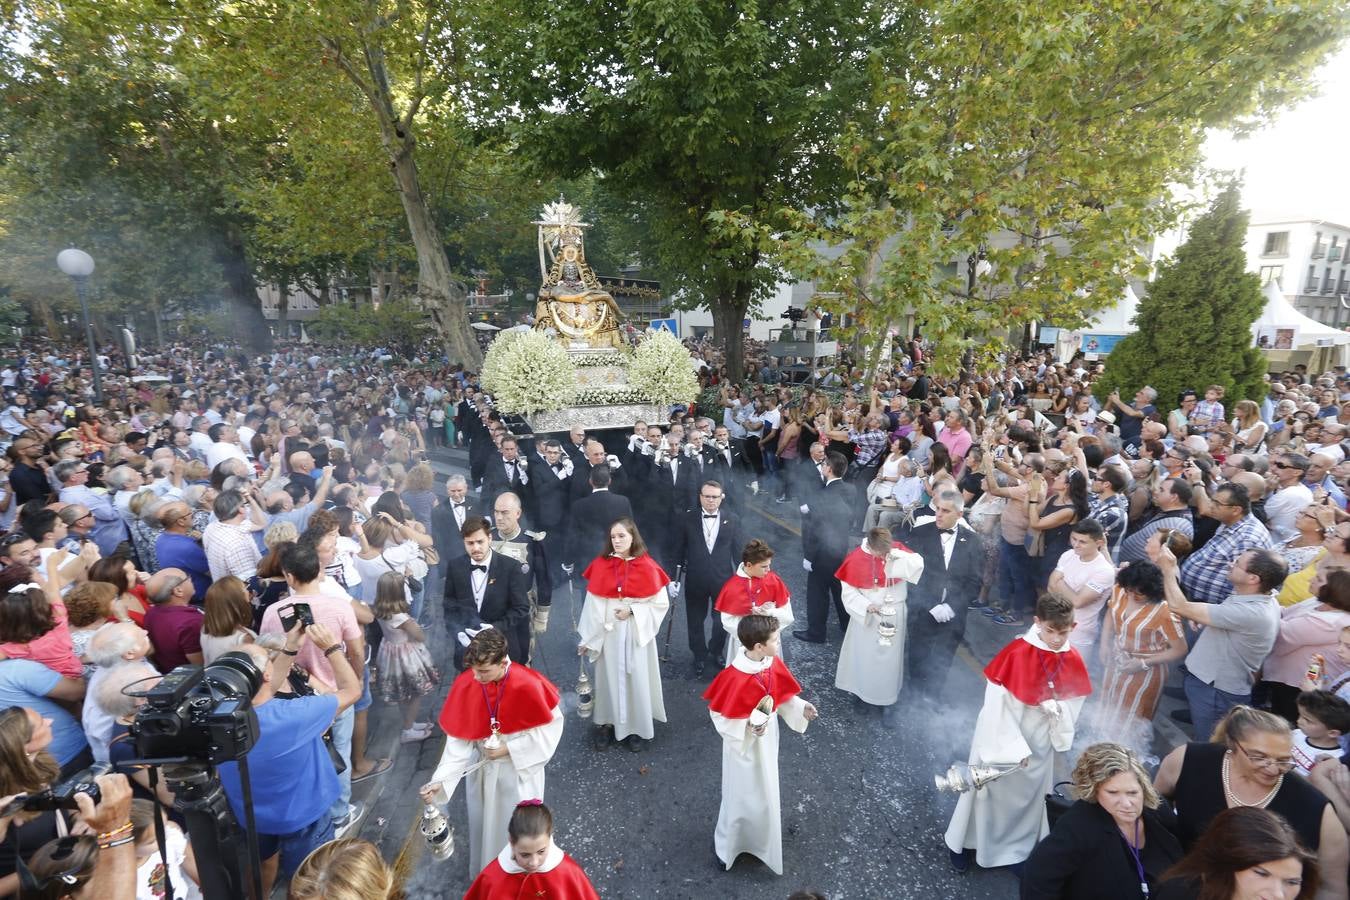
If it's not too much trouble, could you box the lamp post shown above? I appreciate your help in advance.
[56,248,102,404]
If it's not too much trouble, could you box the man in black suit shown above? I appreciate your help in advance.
[530,438,573,584]
[569,438,628,501]
[669,480,743,678]
[901,489,985,709]
[431,474,479,562]
[443,516,532,666]
[795,451,855,643]
[479,434,532,515]
[565,466,633,571]
[563,426,588,468]
[706,424,745,512]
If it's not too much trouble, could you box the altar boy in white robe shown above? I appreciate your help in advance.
[944,592,1091,872]
[715,539,795,665]
[420,627,565,877]
[834,527,925,710]
[703,614,819,875]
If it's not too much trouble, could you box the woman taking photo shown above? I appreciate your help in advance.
[577,518,670,753]
[1154,806,1318,900]
[1153,706,1345,892]
[1018,465,1089,619]
[1168,390,1199,443]
[1021,742,1183,899]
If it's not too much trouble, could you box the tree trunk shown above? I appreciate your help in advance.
[387,142,482,368]
[711,288,749,382]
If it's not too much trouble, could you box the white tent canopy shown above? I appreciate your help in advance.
[1085,284,1141,333]
[1253,279,1350,347]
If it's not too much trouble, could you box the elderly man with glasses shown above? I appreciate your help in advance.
[154,501,212,599]
[142,567,204,673]
[1265,452,1316,543]
[54,459,128,557]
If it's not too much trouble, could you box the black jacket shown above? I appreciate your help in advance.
[442,551,531,664]
[566,490,634,569]
[643,453,702,517]
[670,508,743,594]
[904,522,985,632]
[431,498,483,562]
[1021,801,1183,900]
[527,455,571,530]
[569,460,629,502]
[802,479,854,563]
[479,455,532,514]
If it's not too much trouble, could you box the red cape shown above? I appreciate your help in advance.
[714,572,791,616]
[703,656,802,719]
[463,854,600,900]
[582,554,670,599]
[834,544,913,590]
[983,636,1092,706]
[438,662,560,741]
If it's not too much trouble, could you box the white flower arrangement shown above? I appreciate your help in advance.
[573,386,650,406]
[571,352,631,368]
[480,331,576,414]
[627,329,698,408]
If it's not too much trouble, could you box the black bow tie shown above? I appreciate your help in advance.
[471,564,487,573]
[552,463,563,470]
[937,528,955,536]
[703,513,718,519]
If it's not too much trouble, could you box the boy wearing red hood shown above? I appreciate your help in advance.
[944,592,1091,873]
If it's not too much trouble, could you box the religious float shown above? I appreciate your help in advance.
[480,199,696,432]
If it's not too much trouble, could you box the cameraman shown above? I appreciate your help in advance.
[217,623,360,894]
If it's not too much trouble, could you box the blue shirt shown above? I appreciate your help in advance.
[0,660,88,765]
[219,693,338,834]
[154,533,212,600]
[56,485,127,557]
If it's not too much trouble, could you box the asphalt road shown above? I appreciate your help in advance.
[350,451,1020,900]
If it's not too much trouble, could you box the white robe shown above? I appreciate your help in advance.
[833,547,925,706]
[709,653,811,875]
[719,566,795,665]
[943,629,1085,868]
[427,705,565,876]
[578,587,669,740]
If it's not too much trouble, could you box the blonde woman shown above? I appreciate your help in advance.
[1231,399,1267,453]
[1022,742,1183,898]
[290,839,401,900]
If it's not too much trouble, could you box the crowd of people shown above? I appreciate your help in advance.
[0,330,1348,898]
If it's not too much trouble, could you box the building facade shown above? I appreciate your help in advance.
[1245,218,1350,327]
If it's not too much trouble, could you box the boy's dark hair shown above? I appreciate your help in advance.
[742,539,775,566]
[737,613,779,651]
[1034,592,1074,628]
[464,627,509,667]
[1297,690,1350,735]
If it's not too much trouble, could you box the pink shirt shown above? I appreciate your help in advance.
[259,591,361,691]
[0,599,82,680]
[938,426,972,475]
[1264,598,1350,688]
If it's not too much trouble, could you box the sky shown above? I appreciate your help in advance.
[1204,43,1350,223]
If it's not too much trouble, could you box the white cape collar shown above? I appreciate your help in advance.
[497,839,564,875]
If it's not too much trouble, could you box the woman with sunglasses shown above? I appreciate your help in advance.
[1154,706,1346,897]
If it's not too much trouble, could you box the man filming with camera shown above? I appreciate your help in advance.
[217,621,361,894]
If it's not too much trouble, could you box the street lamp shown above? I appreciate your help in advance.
[56,248,103,403]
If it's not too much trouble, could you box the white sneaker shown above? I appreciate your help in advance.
[749,481,760,495]
[401,724,433,743]
[334,802,364,839]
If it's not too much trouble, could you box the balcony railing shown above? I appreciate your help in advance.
[1329,246,1344,262]
[1312,243,1328,259]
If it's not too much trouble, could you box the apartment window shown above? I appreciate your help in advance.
[1339,269,1349,294]
[1324,267,1335,292]
[1263,231,1290,256]
[1308,265,1319,292]
[1259,265,1284,286]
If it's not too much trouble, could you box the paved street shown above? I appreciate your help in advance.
[352,449,1021,899]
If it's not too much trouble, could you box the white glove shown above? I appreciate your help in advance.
[628,434,642,452]
[606,454,622,469]
[684,443,698,458]
[799,504,810,515]
[670,581,682,596]
[517,457,528,470]
[641,441,655,457]
[803,559,813,573]
[1039,699,1061,720]
[929,603,955,623]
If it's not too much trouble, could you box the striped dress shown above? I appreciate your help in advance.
[1092,588,1184,754]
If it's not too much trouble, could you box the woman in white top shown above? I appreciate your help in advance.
[1231,399,1268,453]
[862,437,910,531]
[352,514,429,619]
[199,576,256,664]
[1047,519,1116,656]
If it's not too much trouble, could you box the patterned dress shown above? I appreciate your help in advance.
[1091,588,1184,754]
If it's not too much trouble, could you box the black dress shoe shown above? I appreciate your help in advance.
[591,725,613,752]
[792,630,825,644]
[949,848,971,874]
[687,659,706,680]
[624,735,643,753]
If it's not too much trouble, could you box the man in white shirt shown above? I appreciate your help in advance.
[205,423,249,472]
[1265,451,1316,543]
[187,416,213,459]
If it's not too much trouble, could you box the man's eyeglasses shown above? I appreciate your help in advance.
[1233,740,1297,772]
